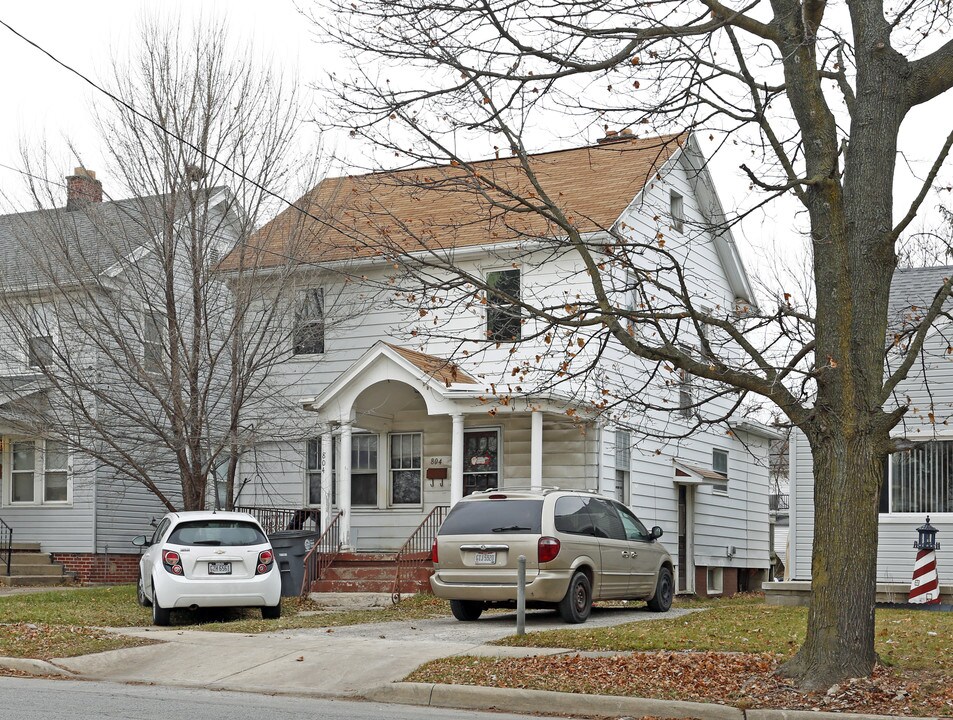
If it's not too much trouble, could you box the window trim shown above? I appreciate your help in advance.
[707,566,724,594]
[614,430,631,504]
[3,437,73,507]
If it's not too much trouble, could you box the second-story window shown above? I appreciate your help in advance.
[27,335,54,368]
[712,448,729,494]
[486,269,521,342]
[670,191,685,232]
[294,288,325,355]
[143,312,165,374]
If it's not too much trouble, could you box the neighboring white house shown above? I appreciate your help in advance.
[0,169,239,583]
[786,266,953,594]
[224,132,780,596]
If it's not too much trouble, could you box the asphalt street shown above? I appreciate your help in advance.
[0,677,549,720]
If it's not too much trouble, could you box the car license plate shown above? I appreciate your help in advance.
[208,562,231,575]
[474,552,497,565]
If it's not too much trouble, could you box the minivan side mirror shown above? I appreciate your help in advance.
[651,526,663,540]
[132,535,149,548]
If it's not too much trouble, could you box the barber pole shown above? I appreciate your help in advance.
[909,517,941,605]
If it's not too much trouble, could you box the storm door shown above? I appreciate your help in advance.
[463,429,500,495]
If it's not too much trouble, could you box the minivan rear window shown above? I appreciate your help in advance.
[439,499,543,535]
[168,520,267,546]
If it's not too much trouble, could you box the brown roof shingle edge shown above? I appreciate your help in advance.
[384,343,480,387]
[220,133,686,271]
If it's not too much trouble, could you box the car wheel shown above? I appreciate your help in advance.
[558,571,592,624]
[647,566,674,612]
[262,600,282,620]
[136,575,152,608]
[449,599,484,621]
[151,583,171,626]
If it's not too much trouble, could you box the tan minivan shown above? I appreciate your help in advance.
[430,488,674,623]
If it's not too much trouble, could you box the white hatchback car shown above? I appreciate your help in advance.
[133,511,282,626]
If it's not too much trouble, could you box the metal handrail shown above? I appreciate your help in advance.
[300,511,344,596]
[391,505,449,604]
[234,506,320,535]
[0,517,12,577]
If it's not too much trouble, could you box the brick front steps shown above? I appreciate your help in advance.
[0,543,74,587]
[310,552,434,594]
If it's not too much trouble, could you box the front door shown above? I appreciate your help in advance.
[463,429,500,495]
[676,484,694,593]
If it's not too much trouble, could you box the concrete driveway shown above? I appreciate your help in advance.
[53,604,695,697]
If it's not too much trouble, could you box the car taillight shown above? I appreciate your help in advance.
[256,549,274,575]
[162,549,183,575]
[538,536,560,564]
[431,539,439,564]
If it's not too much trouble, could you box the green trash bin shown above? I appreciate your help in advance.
[268,530,320,597]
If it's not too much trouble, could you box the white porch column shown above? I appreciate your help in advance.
[320,429,333,535]
[531,409,543,490]
[450,413,465,507]
[339,422,353,549]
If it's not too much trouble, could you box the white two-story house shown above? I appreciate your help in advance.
[224,132,780,597]
[783,266,953,600]
[0,169,239,583]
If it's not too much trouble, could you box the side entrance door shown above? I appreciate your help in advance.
[676,484,695,593]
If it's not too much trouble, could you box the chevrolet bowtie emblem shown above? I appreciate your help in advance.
[214,549,226,554]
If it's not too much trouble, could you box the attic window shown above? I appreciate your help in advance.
[670,191,685,233]
[294,288,325,355]
[27,335,54,368]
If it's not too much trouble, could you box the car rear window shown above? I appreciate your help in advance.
[168,520,267,546]
[439,499,543,535]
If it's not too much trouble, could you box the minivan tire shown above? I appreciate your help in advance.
[558,571,592,623]
[647,566,674,612]
[152,585,171,626]
[450,599,484,621]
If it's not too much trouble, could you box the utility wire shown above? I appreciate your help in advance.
[0,17,341,266]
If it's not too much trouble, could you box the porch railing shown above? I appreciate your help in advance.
[391,505,449,604]
[769,494,790,512]
[300,511,344,595]
[234,506,320,535]
[0,517,12,577]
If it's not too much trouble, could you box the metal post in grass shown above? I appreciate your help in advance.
[516,554,526,635]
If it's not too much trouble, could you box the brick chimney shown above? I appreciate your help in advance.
[597,127,635,144]
[66,167,103,210]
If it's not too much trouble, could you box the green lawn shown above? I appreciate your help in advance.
[0,585,452,658]
[495,595,952,671]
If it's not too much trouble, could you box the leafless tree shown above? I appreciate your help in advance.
[309,0,953,688]
[0,17,322,512]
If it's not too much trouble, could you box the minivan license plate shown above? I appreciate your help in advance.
[474,552,497,565]
[208,562,231,575]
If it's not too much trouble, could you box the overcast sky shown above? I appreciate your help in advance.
[2,2,952,289]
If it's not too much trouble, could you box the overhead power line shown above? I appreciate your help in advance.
[0,17,339,266]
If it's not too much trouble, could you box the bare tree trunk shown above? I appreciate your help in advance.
[779,427,886,688]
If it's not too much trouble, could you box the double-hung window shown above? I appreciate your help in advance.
[712,448,729,494]
[294,288,325,355]
[884,440,953,514]
[306,438,336,506]
[678,343,695,419]
[8,439,70,505]
[486,269,521,342]
[390,433,422,505]
[26,304,55,369]
[351,434,378,506]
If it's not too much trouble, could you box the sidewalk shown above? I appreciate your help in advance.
[0,606,940,720]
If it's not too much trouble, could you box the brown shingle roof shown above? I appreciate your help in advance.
[223,134,684,269]
[385,343,479,386]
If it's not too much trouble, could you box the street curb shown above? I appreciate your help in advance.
[366,682,744,720]
[0,656,77,677]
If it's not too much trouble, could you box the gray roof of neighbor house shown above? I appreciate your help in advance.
[0,187,228,289]
[887,265,953,333]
